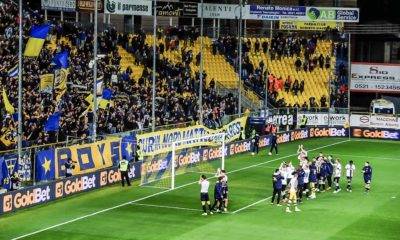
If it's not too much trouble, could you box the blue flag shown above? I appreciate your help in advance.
[44,112,61,132]
[121,135,136,161]
[52,51,69,69]
[1,154,19,190]
[102,88,113,100]
[35,149,55,182]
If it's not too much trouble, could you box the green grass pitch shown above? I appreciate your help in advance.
[1,137,400,240]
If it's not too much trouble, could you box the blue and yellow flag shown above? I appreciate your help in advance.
[35,149,55,182]
[24,24,50,57]
[2,88,14,114]
[1,154,19,190]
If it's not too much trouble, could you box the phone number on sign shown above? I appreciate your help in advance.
[375,84,400,90]
[353,83,400,91]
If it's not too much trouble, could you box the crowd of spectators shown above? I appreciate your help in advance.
[212,31,347,111]
[0,1,237,150]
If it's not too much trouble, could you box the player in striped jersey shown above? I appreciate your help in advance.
[286,172,301,213]
[345,160,356,192]
[333,159,342,193]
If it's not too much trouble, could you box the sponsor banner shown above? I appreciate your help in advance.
[1,161,141,215]
[250,114,294,126]
[279,20,343,31]
[137,116,248,156]
[77,0,104,12]
[197,3,240,19]
[350,63,400,93]
[41,0,76,12]
[351,128,400,140]
[309,127,348,138]
[104,0,152,16]
[350,114,400,129]
[297,113,348,126]
[156,2,197,17]
[243,5,359,22]
[55,139,121,178]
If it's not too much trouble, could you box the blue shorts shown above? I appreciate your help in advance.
[364,177,371,184]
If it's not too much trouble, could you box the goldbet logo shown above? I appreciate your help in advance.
[100,171,108,186]
[360,129,398,139]
[229,141,251,155]
[291,130,308,140]
[64,175,96,195]
[107,169,121,184]
[353,129,362,137]
[178,151,200,167]
[203,147,224,161]
[310,128,346,137]
[3,194,13,212]
[277,133,290,143]
[55,182,64,198]
[13,187,51,209]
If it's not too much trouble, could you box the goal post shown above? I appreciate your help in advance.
[140,132,226,190]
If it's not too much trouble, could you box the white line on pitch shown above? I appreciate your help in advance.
[329,154,398,160]
[11,139,349,240]
[232,196,272,214]
[131,203,201,212]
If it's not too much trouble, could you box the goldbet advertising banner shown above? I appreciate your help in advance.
[1,162,141,215]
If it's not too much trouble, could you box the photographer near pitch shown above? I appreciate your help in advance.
[65,158,76,178]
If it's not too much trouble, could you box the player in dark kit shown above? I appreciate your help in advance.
[268,133,278,156]
[309,160,317,199]
[271,169,284,205]
[211,177,224,212]
[326,156,334,190]
[362,162,372,193]
[297,167,305,203]
[252,133,260,155]
[319,159,328,192]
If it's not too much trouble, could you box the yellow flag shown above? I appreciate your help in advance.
[40,74,54,92]
[0,127,16,147]
[2,88,15,114]
[54,69,68,102]
[98,99,110,109]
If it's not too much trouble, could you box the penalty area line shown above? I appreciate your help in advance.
[131,203,202,212]
[232,196,272,214]
[11,139,349,240]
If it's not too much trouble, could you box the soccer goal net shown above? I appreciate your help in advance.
[140,133,226,189]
